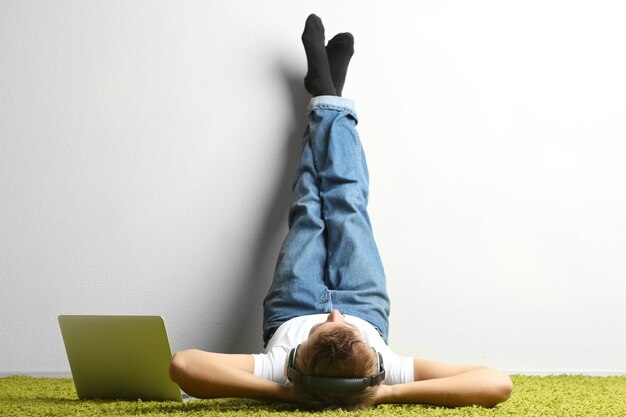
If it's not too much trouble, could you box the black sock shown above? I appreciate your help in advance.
[301,14,336,97]
[326,33,354,97]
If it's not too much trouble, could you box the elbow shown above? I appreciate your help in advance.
[496,373,514,403]
[169,349,194,385]
[483,372,513,408]
[169,352,184,383]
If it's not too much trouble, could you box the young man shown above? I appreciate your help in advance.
[169,14,513,410]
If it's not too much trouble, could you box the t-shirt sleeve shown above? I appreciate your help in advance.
[379,347,414,385]
[360,328,413,385]
[252,347,289,384]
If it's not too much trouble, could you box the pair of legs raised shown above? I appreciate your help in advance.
[262,16,390,345]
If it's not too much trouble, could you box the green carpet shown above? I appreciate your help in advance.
[1,375,625,416]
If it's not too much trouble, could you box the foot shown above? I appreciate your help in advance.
[302,14,336,96]
[326,33,354,97]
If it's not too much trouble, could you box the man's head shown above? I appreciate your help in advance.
[287,310,383,410]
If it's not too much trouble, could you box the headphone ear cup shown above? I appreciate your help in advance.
[292,344,300,367]
[285,344,301,382]
[284,349,292,379]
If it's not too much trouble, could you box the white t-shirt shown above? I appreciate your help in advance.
[253,314,413,385]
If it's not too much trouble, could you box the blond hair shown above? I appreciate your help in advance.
[292,326,380,410]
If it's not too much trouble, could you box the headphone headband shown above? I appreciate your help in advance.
[286,344,386,394]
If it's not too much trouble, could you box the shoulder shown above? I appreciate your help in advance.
[344,315,387,350]
[254,314,326,383]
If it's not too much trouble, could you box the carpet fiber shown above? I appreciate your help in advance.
[1,375,625,416]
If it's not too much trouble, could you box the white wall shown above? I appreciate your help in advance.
[1,0,625,376]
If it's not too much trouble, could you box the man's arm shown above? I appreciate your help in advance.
[374,358,513,407]
[169,349,295,403]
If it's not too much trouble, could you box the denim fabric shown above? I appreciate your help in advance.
[262,96,390,345]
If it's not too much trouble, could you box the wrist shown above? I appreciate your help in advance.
[277,383,296,403]
[374,384,394,404]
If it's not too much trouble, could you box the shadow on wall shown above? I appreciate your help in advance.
[210,63,310,354]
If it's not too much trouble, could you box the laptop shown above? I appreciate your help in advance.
[58,315,183,402]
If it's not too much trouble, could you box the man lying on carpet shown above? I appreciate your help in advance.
[169,14,513,411]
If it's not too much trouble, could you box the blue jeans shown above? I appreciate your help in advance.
[262,96,390,345]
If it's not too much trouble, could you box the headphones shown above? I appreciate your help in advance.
[285,344,386,394]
